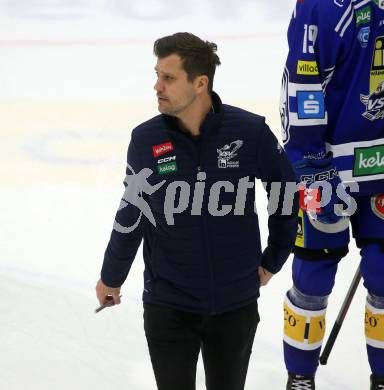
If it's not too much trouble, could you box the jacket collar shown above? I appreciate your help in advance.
[161,91,223,138]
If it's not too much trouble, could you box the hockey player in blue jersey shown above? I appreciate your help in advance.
[280,0,384,389]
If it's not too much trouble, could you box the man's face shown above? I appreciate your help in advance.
[154,54,198,117]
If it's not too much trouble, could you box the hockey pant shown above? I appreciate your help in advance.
[284,195,384,376]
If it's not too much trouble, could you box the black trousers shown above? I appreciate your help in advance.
[143,301,259,390]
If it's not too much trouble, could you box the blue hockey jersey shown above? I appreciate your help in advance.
[280,0,384,196]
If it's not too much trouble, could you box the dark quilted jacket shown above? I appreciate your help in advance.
[101,93,299,314]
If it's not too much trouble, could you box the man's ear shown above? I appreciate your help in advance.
[195,75,209,93]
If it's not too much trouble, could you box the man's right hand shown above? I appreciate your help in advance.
[95,279,121,305]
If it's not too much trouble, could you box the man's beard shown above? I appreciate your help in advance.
[159,95,196,117]
[158,105,179,116]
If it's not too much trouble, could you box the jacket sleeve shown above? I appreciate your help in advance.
[280,0,355,163]
[255,120,299,274]
[100,135,144,288]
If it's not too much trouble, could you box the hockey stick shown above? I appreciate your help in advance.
[319,265,362,365]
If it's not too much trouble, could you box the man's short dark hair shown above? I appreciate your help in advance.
[153,32,221,93]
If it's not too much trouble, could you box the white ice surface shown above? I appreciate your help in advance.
[0,1,371,389]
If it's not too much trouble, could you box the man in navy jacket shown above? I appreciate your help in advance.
[96,32,298,390]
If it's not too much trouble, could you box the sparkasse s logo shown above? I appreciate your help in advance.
[297,91,325,119]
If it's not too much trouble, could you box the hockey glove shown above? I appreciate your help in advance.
[294,153,344,224]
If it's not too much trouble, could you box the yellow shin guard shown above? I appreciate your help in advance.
[284,295,326,351]
[366,301,384,349]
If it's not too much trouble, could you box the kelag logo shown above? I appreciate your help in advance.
[158,161,177,175]
[353,145,384,176]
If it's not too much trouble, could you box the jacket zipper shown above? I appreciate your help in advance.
[197,135,216,315]
[173,130,217,314]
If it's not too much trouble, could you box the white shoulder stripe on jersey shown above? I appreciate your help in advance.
[335,1,353,34]
[322,67,335,92]
[340,10,354,37]
[353,0,371,10]
[335,0,371,37]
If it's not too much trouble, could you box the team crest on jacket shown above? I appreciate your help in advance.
[371,194,384,219]
[217,140,243,168]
